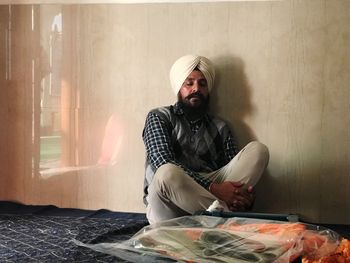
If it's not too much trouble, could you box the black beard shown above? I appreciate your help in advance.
[178,93,210,120]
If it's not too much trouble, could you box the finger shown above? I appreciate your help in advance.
[229,203,240,212]
[230,181,244,188]
[240,188,255,199]
[233,195,252,208]
[228,202,236,211]
[247,186,254,193]
[242,194,254,210]
[228,198,244,210]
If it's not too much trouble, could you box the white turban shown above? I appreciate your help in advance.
[169,54,215,95]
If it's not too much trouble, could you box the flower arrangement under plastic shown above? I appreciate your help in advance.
[76,215,346,263]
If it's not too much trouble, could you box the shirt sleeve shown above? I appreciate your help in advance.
[143,112,212,189]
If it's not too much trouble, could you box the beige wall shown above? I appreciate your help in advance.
[0,1,349,224]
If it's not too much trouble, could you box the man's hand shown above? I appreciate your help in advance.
[209,181,255,211]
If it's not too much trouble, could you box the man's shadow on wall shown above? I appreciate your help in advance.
[210,55,255,147]
[210,55,276,213]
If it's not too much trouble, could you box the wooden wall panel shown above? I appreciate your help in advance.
[0,0,349,224]
[0,5,40,203]
[0,6,9,197]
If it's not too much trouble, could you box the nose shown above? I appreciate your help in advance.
[191,81,199,93]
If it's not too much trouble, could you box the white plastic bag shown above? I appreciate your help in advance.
[76,215,340,263]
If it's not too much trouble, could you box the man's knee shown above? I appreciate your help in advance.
[153,163,187,191]
[245,141,270,167]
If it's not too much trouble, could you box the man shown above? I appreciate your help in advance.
[142,54,269,224]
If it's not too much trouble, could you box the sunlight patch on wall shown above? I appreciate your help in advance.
[35,6,125,179]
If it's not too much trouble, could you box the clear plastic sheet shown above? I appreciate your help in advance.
[75,215,341,263]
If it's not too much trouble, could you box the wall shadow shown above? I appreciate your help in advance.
[210,55,276,213]
[210,54,256,147]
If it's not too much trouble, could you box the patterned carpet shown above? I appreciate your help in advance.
[0,202,148,262]
[1,202,349,262]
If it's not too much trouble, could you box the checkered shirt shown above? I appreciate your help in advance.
[142,103,239,202]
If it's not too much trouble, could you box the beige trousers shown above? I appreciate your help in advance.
[146,141,269,224]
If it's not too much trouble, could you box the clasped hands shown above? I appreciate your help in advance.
[209,181,255,211]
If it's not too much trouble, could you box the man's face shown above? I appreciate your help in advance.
[178,70,209,108]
